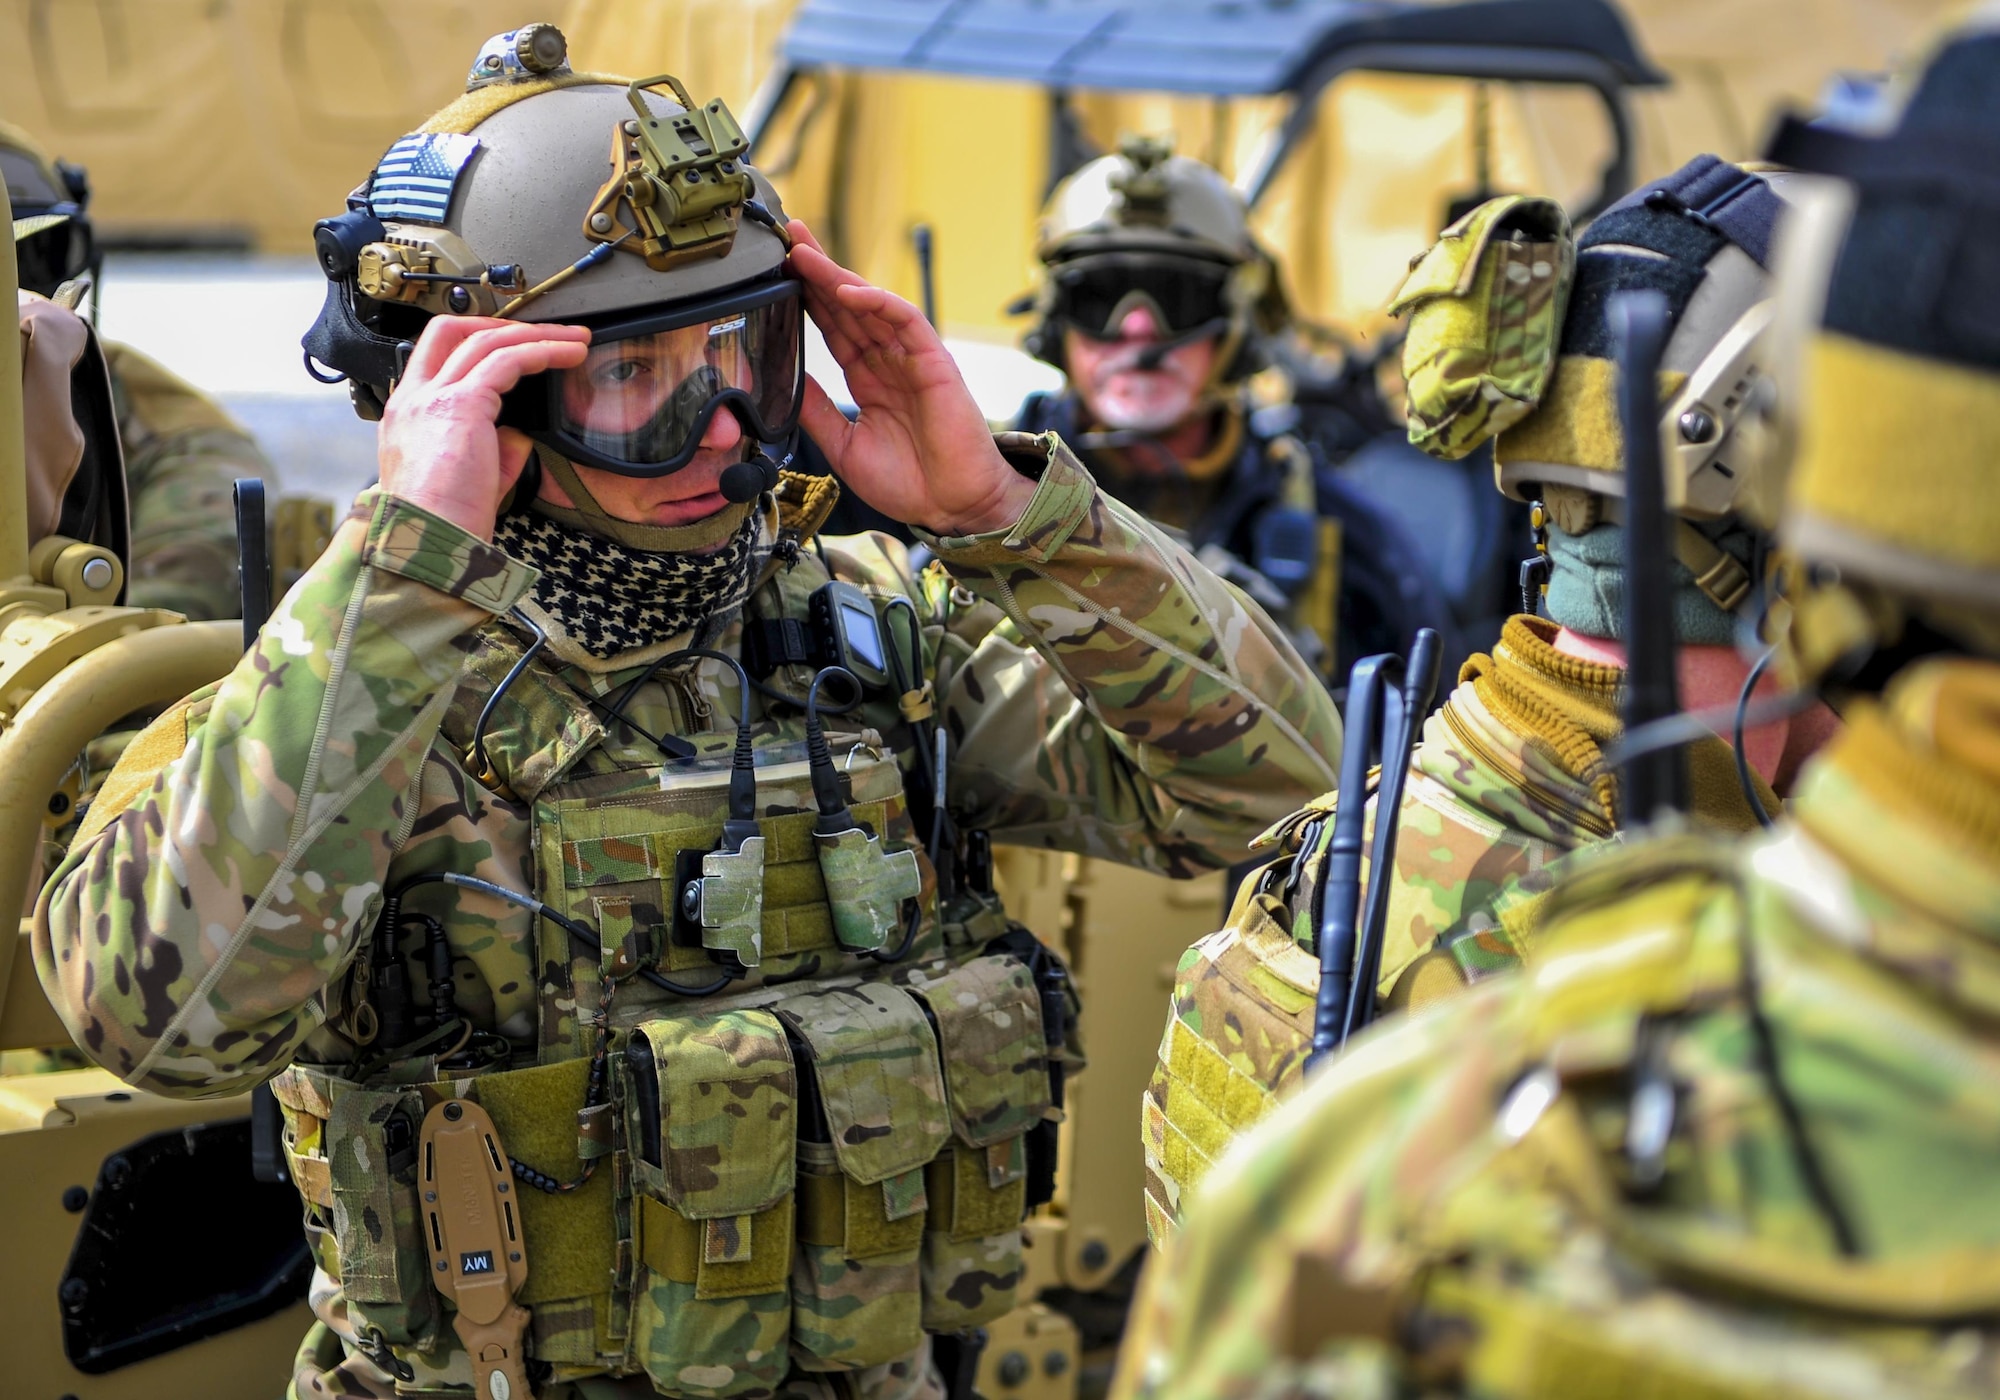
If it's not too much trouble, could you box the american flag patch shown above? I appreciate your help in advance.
[368,132,481,224]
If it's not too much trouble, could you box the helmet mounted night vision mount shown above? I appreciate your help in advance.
[583,76,760,273]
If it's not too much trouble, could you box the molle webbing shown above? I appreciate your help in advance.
[272,1058,622,1364]
[560,797,898,964]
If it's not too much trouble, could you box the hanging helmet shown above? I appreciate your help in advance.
[1021,135,1285,387]
[1,119,97,301]
[1761,17,2000,687]
[302,23,801,486]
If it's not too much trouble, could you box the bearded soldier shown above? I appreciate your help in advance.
[32,26,1338,1400]
[1116,17,2000,1398]
[1137,153,1845,1242]
[1013,135,1448,682]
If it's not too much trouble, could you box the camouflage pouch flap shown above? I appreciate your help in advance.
[903,954,1051,1149]
[444,627,603,801]
[1390,195,1574,461]
[777,984,950,1185]
[635,1009,798,1219]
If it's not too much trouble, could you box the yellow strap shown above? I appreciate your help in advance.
[1673,520,1752,614]
[416,71,632,136]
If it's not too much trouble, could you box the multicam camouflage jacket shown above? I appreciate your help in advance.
[34,434,1339,1398]
[1140,615,1781,1241]
[1115,655,2000,1400]
[105,341,273,622]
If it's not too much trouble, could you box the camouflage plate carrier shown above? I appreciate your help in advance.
[36,434,1341,1397]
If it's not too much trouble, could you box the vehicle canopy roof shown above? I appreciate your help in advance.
[757,0,1668,214]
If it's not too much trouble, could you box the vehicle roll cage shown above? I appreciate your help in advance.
[747,0,1669,219]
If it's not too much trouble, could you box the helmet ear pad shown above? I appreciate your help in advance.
[302,277,421,411]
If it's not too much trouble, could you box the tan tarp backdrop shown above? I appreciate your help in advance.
[0,0,1951,334]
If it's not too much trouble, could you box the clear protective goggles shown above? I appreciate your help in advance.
[505,276,804,477]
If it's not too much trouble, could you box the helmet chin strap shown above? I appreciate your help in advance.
[532,447,754,552]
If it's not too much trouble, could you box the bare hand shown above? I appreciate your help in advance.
[376,316,591,541]
[790,222,1037,536]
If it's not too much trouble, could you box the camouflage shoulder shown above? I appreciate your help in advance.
[74,685,222,847]
[1288,767,1558,981]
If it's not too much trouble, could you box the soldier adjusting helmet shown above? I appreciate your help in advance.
[303,24,801,490]
[1022,135,1285,389]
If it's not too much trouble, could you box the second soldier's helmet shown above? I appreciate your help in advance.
[1,119,97,302]
[303,24,800,489]
[1021,136,1284,387]
[1397,156,1794,624]
[1764,18,2000,687]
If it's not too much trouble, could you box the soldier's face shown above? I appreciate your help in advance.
[553,409,749,535]
[553,320,756,532]
[1065,306,1217,434]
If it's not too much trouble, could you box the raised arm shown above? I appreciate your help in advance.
[33,318,581,1096]
[787,220,1340,876]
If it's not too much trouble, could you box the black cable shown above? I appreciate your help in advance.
[1734,649,1778,829]
[470,609,550,785]
[882,595,949,867]
[1729,875,1862,1257]
[865,900,924,964]
[1604,688,1819,770]
[388,871,732,998]
[804,666,862,830]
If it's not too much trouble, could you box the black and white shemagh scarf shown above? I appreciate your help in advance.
[492,505,758,661]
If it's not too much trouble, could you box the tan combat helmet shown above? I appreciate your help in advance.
[303,23,801,497]
[1761,15,2000,688]
[1395,157,1796,630]
[1021,135,1284,389]
[0,119,96,302]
